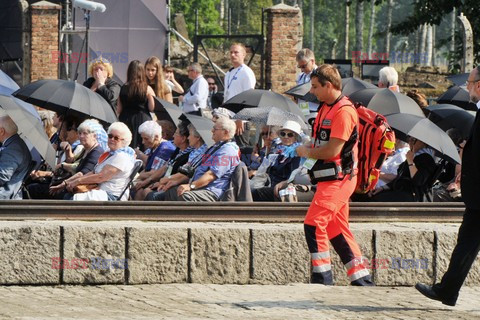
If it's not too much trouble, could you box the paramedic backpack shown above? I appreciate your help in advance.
[354,102,396,193]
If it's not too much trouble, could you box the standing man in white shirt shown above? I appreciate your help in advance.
[223,43,256,102]
[179,63,209,116]
[296,48,319,115]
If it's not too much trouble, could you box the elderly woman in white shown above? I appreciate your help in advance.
[64,122,135,201]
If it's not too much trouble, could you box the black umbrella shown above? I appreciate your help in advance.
[385,113,461,164]
[223,89,307,122]
[424,104,476,139]
[446,73,469,87]
[0,94,56,167]
[284,82,319,103]
[436,85,477,111]
[341,77,377,96]
[350,88,425,117]
[184,114,215,147]
[153,97,183,126]
[13,79,118,124]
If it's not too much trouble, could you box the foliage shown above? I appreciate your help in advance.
[391,0,480,64]
[171,0,223,39]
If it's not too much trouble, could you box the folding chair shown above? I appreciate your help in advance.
[13,160,37,199]
[116,159,143,201]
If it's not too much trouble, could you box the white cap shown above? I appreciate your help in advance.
[280,120,302,135]
[212,107,235,119]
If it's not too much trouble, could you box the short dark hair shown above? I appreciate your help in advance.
[157,120,176,140]
[311,64,342,90]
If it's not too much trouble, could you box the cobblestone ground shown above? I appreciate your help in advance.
[0,284,479,319]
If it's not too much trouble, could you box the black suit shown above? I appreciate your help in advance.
[433,105,480,303]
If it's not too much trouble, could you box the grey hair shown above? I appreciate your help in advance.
[0,116,18,135]
[215,117,236,140]
[190,62,202,74]
[108,122,132,147]
[296,48,315,62]
[78,119,98,134]
[378,66,398,87]
[187,123,205,144]
[138,120,162,139]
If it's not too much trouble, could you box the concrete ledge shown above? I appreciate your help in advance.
[0,221,475,286]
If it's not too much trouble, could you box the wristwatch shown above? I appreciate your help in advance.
[189,184,196,190]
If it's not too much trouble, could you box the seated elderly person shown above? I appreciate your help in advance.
[369,136,437,202]
[28,119,104,199]
[248,125,279,177]
[145,117,239,202]
[133,120,196,200]
[251,120,302,201]
[0,116,32,199]
[378,66,400,92]
[62,122,135,201]
[135,120,175,170]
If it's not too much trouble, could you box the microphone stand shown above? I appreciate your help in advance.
[73,9,90,82]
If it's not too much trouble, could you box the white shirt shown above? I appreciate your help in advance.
[376,147,409,187]
[95,152,134,199]
[182,75,208,113]
[477,101,480,109]
[296,68,319,113]
[223,64,256,102]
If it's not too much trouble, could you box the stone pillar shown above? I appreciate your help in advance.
[457,13,474,73]
[29,1,61,82]
[265,4,302,92]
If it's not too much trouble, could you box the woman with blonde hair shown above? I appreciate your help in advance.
[83,57,121,110]
[145,56,172,102]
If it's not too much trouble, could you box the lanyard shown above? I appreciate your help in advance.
[227,66,243,89]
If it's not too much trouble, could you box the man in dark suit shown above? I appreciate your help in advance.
[0,115,32,199]
[415,67,480,306]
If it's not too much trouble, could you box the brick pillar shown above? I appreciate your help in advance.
[265,4,302,93]
[29,1,61,82]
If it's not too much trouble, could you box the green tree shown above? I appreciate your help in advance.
[172,0,223,39]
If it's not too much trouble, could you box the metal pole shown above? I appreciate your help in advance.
[166,0,171,65]
[84,10,90,81]
[260,8,265,89]
[228,8,231,35]
[310,0,314,52]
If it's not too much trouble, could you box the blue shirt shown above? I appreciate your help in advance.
[145,140,176,171]
[192,141,239,199]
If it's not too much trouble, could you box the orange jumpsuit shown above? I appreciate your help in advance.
[304,96,372,285]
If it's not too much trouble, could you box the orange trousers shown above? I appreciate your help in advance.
[304,174,370,284]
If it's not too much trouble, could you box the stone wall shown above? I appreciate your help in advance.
[0,221,478,286]
[265,4,302,92]
[28,1,61,82]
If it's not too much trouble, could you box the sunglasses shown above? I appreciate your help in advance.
[108,134,124,141]
[279,131,295,138]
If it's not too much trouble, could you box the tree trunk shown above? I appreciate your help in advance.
[450,7,456,54]
[355,0,364,53]
[431,24,436,66]
[426,24,433,66]
[367,0,375,57]
[344,0,350,59]
[385,0,393,53]
[310,0,314,52]
[419,23,427,65]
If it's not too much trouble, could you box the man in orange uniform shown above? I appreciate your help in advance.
[296,64,373,285]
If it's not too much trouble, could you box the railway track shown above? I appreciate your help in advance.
[0,201,464,222]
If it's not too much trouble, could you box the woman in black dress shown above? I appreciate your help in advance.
[117,60,155,149]
[83,58,120,112]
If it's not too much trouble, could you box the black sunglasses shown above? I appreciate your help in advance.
[108,134,124,141]
[279,131,295,138]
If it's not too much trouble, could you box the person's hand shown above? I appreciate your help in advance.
[135,147,145,157]
[369,185,389,197]
[134,178,149,190]
[274,181,288,198]
[49,182,66,195]
[165,72,173,81]
[177,184,190,197]
[94,69,106,86]
[405,150,414,164]
[178,95,184,102]
[235,119,244,135]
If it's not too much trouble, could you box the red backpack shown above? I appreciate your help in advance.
[354,103,396,193]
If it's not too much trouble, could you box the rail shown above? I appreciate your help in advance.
[0,201,464,223]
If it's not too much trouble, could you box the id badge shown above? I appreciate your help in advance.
[298,101,310,116]
[303,158,317,170]
[165,166,173,177]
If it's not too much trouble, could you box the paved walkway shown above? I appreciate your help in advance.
[0,284,479,319]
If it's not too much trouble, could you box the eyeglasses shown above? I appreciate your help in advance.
[279,131,295,138]
[297,60,310,69]
[261,132,274,137]
[465,79,480,86]
[212,127,224,131]
[108,134,124,141]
